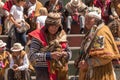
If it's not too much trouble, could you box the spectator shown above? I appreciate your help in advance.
[8,43,30,80]
[44,0,64,13]
[0,40,11,80]
[44,0,65,29]
[25,0,43,33]
[110,0,120,21]
[65,0,87,34]
[36,7,48,29]
[28,12,72,80]
[78,7,120,80]
[0,0,4,35]
[93,0,111,24]
[3,0,16,34]
[9,0,29,47]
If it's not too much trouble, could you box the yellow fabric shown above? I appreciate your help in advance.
[88,25,120,80]
[91,62,115,80]
[34,1,43,17]
[89,25,120,59]
[0,51,10,80]
[79,25,120,80]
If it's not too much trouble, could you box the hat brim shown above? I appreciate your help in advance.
[71,4,80,8]
[0,43,6,48]
[11,46,24,52]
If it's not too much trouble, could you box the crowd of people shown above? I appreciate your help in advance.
[0,0,120,80]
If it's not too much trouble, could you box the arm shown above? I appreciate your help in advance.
[9,56,14,69]
[29,38,65,67]
[9,6,21,28]
[36,17,41,29]
[63,44,72,60]
[87,56,112,68]
[29,38,51,62]
[18,54,29,70]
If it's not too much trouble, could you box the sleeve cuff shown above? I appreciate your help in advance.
[46,52,51,60]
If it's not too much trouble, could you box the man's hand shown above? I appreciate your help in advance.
[79,60,88,71]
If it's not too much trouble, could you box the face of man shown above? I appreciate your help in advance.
[85,16,96,30]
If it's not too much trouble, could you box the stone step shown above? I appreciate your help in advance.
[0,34,84,47]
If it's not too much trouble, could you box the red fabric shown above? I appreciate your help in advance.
[60,42,67,49]
[28,28,47,46]
[28,27,67,80]
[3,0,13,12]
[93,0,111,23]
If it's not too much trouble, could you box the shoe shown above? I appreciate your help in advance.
[80,28,85,34]
[67,28,71,34]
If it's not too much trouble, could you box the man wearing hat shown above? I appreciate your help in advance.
[7,43,30,80]
[28,12,72,80]
[0,40,11,80]
[77,7,120,80]
[65,0,87,34]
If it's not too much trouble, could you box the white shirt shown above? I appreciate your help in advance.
[36,16,47,27]
[0,1,4,17]
[10,5,24,21]
[27,2,36,17]
[10,54,29,71]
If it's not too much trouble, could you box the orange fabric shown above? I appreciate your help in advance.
[89,25,120,59]
[34,1,43,17]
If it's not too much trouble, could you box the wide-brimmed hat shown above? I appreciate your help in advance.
[70,0,81,8]
[0,40,6,48]
[11,43,24,52]
[87,7,101,20]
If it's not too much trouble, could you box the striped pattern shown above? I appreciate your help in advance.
[29,38,48,67]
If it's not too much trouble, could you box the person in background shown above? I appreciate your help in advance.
[93,0,111,24]
[25,0,43,33]
[9,0,29,47]
[44,0,65,29]
[36,7,48,29]
[0,0,4,35]
[0,40,11,80]
[25,7,48,54]
[83,0,94,6]
[78,7,120,80]
[3,0,17,50]
[65,0,87,34]
[44,0,64,13]
[110,0,120,21]
[2,0,16,34]
[7,43,30,80]
[28,12,72,80]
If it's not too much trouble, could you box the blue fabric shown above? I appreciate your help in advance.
[46,52,51,60]
[15,27,27,46]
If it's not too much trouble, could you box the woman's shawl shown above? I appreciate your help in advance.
[28,28,67,80]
